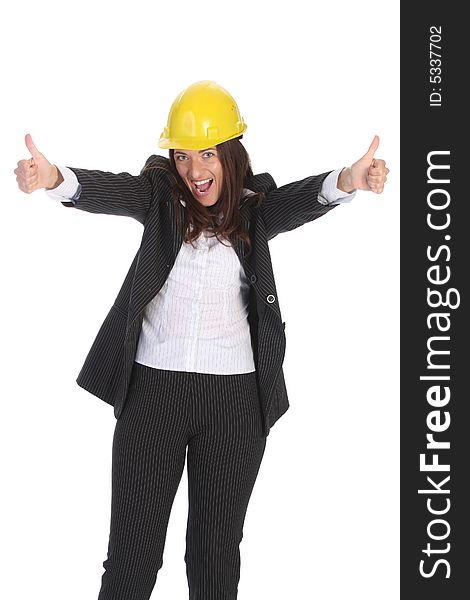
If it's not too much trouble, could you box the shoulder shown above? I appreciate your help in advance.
[244,171,277,195]
[140,154,170,172]
[241,172,278,214]
[140,154,176,188]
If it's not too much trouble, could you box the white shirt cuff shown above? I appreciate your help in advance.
[44,166,81,201]
[318,168,356,205]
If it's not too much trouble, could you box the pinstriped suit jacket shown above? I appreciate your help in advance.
[61,155,336,437]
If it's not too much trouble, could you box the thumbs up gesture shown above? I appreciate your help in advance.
[337,135,389,194]
[14,134,63,193]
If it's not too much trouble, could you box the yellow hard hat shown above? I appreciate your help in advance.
[158,80,248,150]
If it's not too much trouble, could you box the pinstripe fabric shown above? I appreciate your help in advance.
[58,154,338,436]
[98,361,266,600]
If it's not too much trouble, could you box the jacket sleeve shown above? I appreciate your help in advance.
[260,171,340,240]
[59,154,160,225]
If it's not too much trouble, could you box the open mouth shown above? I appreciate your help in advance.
[192,178,214,197]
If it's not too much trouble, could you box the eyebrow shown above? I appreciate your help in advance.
[174,147,217,155]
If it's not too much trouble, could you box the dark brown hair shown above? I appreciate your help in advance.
[143,137,264,257]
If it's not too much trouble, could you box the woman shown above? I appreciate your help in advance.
[14,80,389,600]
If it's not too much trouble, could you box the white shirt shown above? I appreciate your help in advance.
[46,165,355,374]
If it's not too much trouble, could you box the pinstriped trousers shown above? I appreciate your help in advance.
[97,361,267,600]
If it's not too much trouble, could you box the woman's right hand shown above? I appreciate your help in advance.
[14,133,63,193]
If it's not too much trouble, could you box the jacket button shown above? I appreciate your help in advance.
[266,294,275,303]
[250,274,257,283]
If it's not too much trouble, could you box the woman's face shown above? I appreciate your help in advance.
[174,147,223,207]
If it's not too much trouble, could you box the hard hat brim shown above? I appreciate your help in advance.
[158,125,247,151]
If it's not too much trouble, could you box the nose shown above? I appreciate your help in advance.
[188,156,205,180]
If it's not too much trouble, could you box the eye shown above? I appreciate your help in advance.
[175,155,187,161]
[203,152,215,158]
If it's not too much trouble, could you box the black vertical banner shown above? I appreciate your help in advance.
[401,3,467,598]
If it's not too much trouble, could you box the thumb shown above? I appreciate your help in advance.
[25,133,43,160]
[363,134,380,161]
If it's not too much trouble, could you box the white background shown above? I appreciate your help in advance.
[1,1,399,598]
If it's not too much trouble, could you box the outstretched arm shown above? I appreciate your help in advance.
[14,134,155,224]
[260,135,389,240]
[260,171,338,241]
[56,162,154,224]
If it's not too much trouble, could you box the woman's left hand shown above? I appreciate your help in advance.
[338,135,390,194]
